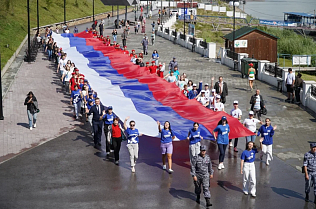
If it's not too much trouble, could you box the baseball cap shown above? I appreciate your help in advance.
[173,57,176,59]
[216,95,221,99]
[146,62,149,64]
[222,116,227,120]
[249,111,254,115]
[211,89,216,93]
[205,83,209,86]
[74,68,79,71]
[88,92,93,95]
[151,61,155,63]
[193,84,197,87]
[88,99,93,103]
[233,100,238,104]
[201,90,206,93]
[200,145,207,151]
[108,106,113,110]
[310,143,316,148]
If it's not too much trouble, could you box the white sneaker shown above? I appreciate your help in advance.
[168,169,174,174]
[266,161,270,166]
[243,191,248,195]
[131,166,135,173]
[106,152,110,155]
[251,194,256,197]
[221,164,225,169]
[33,123,36,128]
[162,165,166,170]
[218,164,222,170]
[76,116,79,120]
[30,127,32,131]
[229,142,233,147]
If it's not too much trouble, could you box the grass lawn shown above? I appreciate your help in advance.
[0,0,126,70]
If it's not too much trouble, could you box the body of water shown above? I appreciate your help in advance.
[243,0,316,21]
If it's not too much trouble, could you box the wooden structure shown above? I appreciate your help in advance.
[223,26,279,62]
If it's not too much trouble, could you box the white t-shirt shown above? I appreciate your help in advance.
[243,118,260,132]
[177,80,186,89]
[63,70,72,82]
[197,96,209,105]
[204,89,210,98]
[254,95,261,110]
[287,73,295,85]
[209,94,216,109]
[230,108,242,119]
[214,102,224,111]
[59,59,67,70]
[167,76,177,83]
[65,29,70,33]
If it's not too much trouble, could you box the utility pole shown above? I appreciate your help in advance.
[27,0,31,63]
[93,0,95,22]
[233,0,236,71]
[184,1,186,37]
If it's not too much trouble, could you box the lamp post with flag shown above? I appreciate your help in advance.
[229,0,240,71]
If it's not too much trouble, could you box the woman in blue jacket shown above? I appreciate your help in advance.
[213,116,230,170]
[187,122,203,164]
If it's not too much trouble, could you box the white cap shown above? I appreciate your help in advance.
[201,90,206,93]
[216,95,221,99]
[205,83,209,86]
[233,100,238,104]
[211,89,216,92]
[193,84,197,87]
[249,111,254,115]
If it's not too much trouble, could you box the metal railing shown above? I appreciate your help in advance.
[311,84,316,98]
[180,33,186,40]
[172,30,177,37]
[165,28,169,34]
[226,50,238,61]
[200,39,207,49]
[264,63,283,78]
[189,37,196,44]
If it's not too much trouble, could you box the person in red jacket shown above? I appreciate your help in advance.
[149,61,157,74]
[157,63,165,78]
[122,46,129,55]
[105,36,111,45]
[69,73,77,93]
[145,62,150,71]
[138,52,144,59]
[130,50,137,58]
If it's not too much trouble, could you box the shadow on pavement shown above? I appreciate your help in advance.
[271,186,304,200]
[16,122,29,129]
[217,180,243,193]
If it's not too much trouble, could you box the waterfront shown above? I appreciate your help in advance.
[243,0,316,21]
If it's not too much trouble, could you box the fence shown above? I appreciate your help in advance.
[180,33,186,40]
[264,63,283,78]
[312,84,316,98]
[226,50,238,61]
[189,36,196,44]
[165,28,169,34]
[200,39,207,49]
[172,30,177,36]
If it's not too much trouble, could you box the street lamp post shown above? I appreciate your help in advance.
[183,0,186,37]
[229,0,239,71]
[93,0,95,22]
[37,0,39,33]
[0,53,4,120]
[64,0,66,24]
[27,0,31,63]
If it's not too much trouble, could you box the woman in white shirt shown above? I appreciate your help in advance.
[214,95,224,112]
[243,111,263,142]
[187,80,193,91]
[195,90,209,107]
[164,71,177,83]
[177,75,187,90]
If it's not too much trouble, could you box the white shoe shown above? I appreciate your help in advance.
[244,191,248,195]
[229,142,233,147]
[218,164,222,170]
[30,127,32,131]
[76,116,79,120]
[131,166,135,173]
[115,161,119,165]
[33,123,36,128]
[266,161,270,166]
[251,194,256,197]
[162,165,166,170]
[106,152,110,155]
[221,164,225,169]
[168,169,174,174]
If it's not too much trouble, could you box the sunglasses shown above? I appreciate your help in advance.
[130,124,135,127]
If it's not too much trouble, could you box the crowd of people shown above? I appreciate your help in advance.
[35,10,316,207]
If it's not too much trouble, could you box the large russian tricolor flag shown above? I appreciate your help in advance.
[52,32,254,140]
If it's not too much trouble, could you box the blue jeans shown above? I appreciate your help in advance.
[246,135,256,143]
[74,101,81,117]
[113,35,117,42]
[218,144,228,163]
[47,49,52,58]
[27,110,37,128]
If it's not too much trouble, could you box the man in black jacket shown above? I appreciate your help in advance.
[213,76,228,104]
[250,89,265,120]
[88,98,105,148]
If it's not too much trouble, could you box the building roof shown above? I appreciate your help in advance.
[222,26,279,41]
[284,12,315,18]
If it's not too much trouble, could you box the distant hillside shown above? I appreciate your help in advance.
[0,0,118,69]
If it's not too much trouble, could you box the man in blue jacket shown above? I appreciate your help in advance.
[103,106,117,156]
[257,118,277,165]
[188,84,200,99]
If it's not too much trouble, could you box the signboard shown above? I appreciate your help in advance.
[234,40,248,48]
[179,8,197,15]
[188,23,195,36]
[259,19,297,27]
[292,55,312,65]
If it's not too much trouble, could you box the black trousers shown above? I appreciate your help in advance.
[218,144,228,163]
[112,137,122,161]
[229,138,238,148]
[104,124,112,153]
[93,121,103,145]
[122,39,127,47]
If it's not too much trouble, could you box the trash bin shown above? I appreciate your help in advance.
[241,58,259,79]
